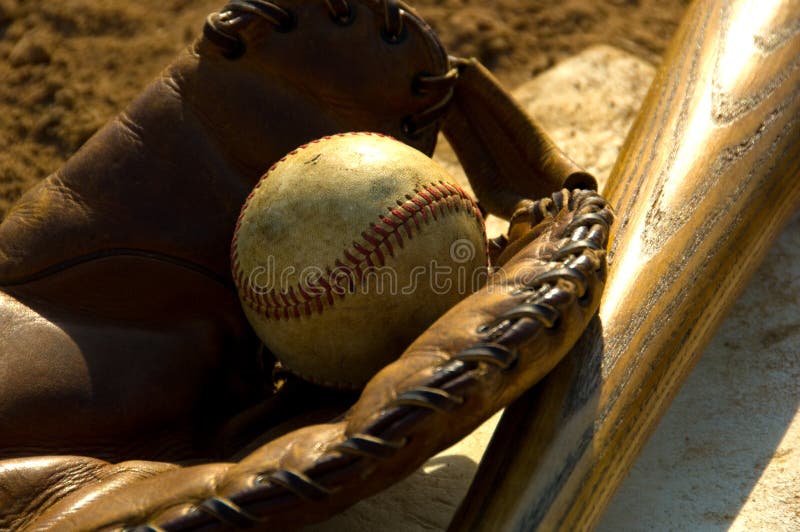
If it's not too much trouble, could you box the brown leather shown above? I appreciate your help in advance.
[442,59,597,219]
[0,0,451,462]
[0,190,612,530]
[0,1,613,529]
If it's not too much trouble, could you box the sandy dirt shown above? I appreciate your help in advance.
[0,0,687,220]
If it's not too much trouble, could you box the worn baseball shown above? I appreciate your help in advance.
[231,133,487,388]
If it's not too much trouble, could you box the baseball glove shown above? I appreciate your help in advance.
[0,0,612,529]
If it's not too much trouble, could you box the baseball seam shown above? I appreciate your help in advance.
[231,133,485,321]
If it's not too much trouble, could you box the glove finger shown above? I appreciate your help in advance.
[30,189,612,530]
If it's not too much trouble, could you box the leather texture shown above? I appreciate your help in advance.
[0,1,612,530]
[1,190,612,530]
[443,58,597,219]
[0,0,450,463]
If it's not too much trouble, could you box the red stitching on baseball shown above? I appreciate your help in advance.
[343,250,360,265]
[231,133,485,321]
[391,208,408,221]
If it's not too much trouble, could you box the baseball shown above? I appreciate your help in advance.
[231,132,487,388]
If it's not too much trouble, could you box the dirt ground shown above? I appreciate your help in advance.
[0,0,687,220]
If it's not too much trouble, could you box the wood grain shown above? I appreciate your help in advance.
[449,0,800,529]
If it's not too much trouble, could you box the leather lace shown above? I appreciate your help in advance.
[126,188,613,531]
[202,0,455,139]
[205,0,405,56]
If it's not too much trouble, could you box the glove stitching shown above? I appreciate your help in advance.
[325,0,355,25]
[203,1,456,142]
[204,0,403,57]
[134,189,612,530]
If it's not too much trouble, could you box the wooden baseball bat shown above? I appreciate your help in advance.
[449,0,800,529]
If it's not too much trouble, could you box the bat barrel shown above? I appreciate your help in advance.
[450,0,800,529]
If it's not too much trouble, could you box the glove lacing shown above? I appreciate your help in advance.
[125,189,612,531]
[202,0,457,139]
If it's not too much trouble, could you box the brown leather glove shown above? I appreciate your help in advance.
[0,0,611,529]
[0,189,612,530]
[0,0,452,462]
